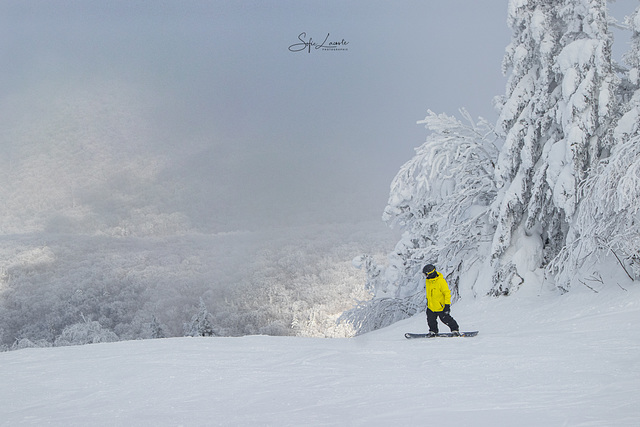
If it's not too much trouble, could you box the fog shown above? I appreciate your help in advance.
[1,1,510,233]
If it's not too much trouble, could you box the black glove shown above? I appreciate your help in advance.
[443,304,451,314]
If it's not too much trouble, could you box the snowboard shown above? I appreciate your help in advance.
[405,331,479,339]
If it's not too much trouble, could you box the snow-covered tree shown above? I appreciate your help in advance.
[552,0,616,211]
[490,0,563,268]
[54,318,119,347]
[383,110,499,297]
[549,5,640,287]
[149,315,168,339]
[489,0,616,294]
[342,111,499,333]
[184,299,216,337]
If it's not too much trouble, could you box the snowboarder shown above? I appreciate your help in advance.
[423,264,460,337]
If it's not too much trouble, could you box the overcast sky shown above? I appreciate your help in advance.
[0,2,527,230]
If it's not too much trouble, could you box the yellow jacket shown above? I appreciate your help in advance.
[425,272,452,312]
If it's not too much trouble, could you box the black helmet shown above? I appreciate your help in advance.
[423,264,437,279]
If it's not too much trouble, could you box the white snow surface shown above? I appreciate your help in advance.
[2,285,639,426]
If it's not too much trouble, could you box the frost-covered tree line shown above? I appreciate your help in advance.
[0,223,390,351]
[343,0,640,333]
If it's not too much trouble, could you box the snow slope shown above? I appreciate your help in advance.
[2,285,639,426]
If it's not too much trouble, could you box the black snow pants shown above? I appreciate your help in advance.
[426,308,459,333]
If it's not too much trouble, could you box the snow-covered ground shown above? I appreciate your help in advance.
[2,284,639,426]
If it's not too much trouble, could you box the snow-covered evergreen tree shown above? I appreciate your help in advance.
[489,0,616,295]
[184,299,216,337]
[550,4,640,287]
[149,315,168,339]
[489,0,563,295]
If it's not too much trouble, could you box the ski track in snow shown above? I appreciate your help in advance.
[1,286,639,426]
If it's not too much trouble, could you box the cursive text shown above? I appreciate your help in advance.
[288,32,349,53]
